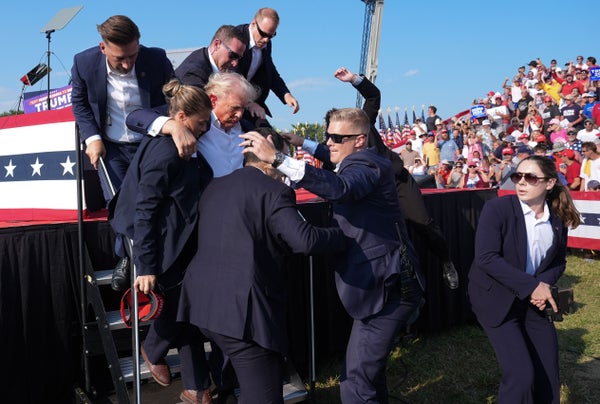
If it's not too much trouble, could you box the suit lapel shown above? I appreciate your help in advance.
[135,48,151,107]
[511,196,529,271]
[94,53,108,128]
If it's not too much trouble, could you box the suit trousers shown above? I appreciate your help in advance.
[340,283,422,404]
[97,140,139,202]
[200,328,284,404]
[482,299,560,404]
[143,283,211,391]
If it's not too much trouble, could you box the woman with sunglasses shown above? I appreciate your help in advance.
[468,155,580,404]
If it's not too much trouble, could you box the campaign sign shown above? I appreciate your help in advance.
[589,67,600,81]
[470,105,487,119]
[23,85,73,114]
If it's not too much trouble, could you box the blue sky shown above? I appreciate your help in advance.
[0,1,594,130]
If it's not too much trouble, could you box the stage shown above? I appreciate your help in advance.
[2,109,599,402]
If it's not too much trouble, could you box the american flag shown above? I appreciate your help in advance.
[378,110,386,131]
[0,107,85,221]
[568,192,600,250]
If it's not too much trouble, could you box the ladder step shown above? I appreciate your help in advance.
[283,382,308,403]
[120,349,181,383]
[94,269,113,286]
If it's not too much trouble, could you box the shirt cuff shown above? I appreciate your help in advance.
[352,74,364,86]
[301,138,319,155]
[277,155,306,183]
[85,135,102,146]
[148,116,171,136]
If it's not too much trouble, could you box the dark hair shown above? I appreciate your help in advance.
[581,141,597,153]
[97,15,140,45]
[163,79,211,118]
[429,105,437,113]
[212,25,245,45]
[243,127,286,166]
[518,156,580,228]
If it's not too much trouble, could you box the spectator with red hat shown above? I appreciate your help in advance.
[490,147,516,189]
[464,160,490,189]
[560,148,582,190]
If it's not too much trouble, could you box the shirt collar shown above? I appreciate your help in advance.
[519,199,550,222]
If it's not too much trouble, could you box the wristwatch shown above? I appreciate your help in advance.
[272,151,285,168]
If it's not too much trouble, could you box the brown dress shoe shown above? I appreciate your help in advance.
[180,389,213,404]
[140,345,171,386]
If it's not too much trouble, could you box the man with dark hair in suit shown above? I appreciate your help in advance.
[175,25,247,88]
[243,108,425,403]
[71,14,197,291]
[235,7,299,125]
[177,128,346,403]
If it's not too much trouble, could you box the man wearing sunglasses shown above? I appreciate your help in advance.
[235,8,300,125]
[242,108,425,404]
[175,25,246,88]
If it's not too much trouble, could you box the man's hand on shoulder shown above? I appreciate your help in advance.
[162,119,197,160]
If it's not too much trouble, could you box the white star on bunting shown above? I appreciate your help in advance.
[31,157,43,176]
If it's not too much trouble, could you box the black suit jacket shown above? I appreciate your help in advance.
[468,195,567,327]
[71,45,174,142]
[178,166,346,354]
[298,149,425,320]
[175,47,214,88]
[234,23,291,117]
[110,135,213,276]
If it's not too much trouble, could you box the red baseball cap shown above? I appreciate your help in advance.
[502,147,514,155]
[535,135,547,143]
[562,149,575,159]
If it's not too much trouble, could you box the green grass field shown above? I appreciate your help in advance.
[310,252,600,403]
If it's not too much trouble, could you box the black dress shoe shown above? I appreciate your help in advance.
[111,256,130,292]
[442,261,459,290]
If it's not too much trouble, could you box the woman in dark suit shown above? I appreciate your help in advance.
[468,155,580,403]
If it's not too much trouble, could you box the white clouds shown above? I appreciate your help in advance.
[404,69,419,77]
[286,77,331,92]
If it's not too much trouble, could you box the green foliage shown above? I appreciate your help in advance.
[309,253,600,403]
[0,110,23,117]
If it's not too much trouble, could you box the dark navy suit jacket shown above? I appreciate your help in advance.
[110,135,213,276]
[177,166,346,354]
[174,47,213,88]
[235,23,291,117]
[297,148,425,320]
[71,45,174,143]
[468,195,567,328]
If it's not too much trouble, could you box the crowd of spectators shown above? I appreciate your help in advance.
[380,55,600,192]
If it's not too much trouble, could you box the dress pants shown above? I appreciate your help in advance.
[200,328,284,404]
[482,300,560,404]
[340,283,422,404]
[97,140,139,202]
[143,283,211,391]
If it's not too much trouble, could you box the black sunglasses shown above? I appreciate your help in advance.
[325,132,362,143]
[509,172,550,185]
[221,41,242,60]
[255,21,276,39]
